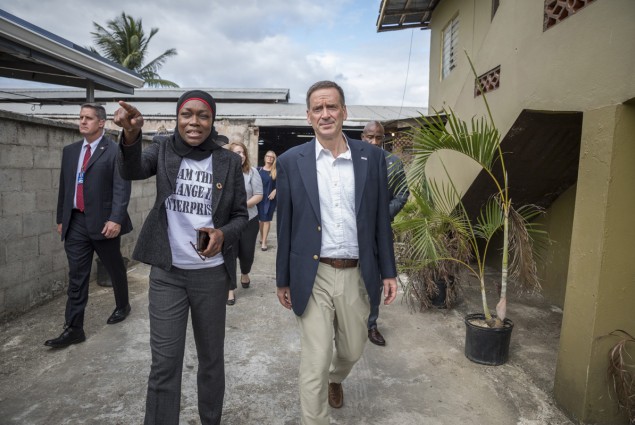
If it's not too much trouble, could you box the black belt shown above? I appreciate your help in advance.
[72,209,84,214]
[319,257,358,269]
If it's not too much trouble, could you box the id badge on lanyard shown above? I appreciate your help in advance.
[78,170,85,184]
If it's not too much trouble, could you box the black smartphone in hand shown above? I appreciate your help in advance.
[197,229,210,251]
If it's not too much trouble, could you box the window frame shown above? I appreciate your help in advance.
[441,14,459,80]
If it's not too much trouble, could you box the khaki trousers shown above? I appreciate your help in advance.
[296,263,370,425]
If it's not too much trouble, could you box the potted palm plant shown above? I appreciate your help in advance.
[404,57,548,365]
[393,178,471,310]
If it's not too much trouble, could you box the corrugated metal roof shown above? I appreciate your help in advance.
[376,0,440,32]
[0,100,426,126]
[0,87,290,104]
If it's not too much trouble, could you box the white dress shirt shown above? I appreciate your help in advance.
[315,137,358,259]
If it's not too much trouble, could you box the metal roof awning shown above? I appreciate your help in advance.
[376,0,440,32]
[0,87,290,105]
[0,9,144,95]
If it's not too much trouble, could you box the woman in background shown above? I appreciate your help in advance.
[257,150,277,251]
[227,138,263,305]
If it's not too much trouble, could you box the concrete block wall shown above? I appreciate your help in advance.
[0,110,156,322]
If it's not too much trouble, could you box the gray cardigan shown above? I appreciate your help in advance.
[118,135,248,286]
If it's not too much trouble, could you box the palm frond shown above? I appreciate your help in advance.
[394,169,474,311]
[507,205,544,293]
[89,12,178,88]
[140,49,178,75]
[143,78,180,88]
[408,109,501,187]
[474,196,505,242]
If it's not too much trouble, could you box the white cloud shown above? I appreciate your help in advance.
[2,0,429,107]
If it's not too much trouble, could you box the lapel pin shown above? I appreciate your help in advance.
[361,156,367,160]
[216,183,223,190]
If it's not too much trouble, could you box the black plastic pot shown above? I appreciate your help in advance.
[464,313,514,366]
[430,279,448,308]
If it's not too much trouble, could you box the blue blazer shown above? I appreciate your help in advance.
[276,137,397,316]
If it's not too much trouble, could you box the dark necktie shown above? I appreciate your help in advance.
[76,145,91,212]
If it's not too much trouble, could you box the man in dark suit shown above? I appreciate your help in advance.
[45,103,132,349]
[361,120,409,346]
[276,81,398,425]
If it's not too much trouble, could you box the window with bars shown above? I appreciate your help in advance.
[441,15,459,80]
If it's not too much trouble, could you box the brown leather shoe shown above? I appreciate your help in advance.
[368,328,386,346]
[328,382,343,408]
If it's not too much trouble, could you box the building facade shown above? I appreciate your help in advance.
[379,0,635,423]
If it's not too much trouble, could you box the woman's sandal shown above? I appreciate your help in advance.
[241,280,251,289]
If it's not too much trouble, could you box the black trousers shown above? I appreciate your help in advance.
[145,265,228,425]
[230,216,259,289]
[64,211,129,329]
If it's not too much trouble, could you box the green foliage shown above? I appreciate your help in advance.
[393,176,472,310]
[90,12,179,88]
[405,105,548,326]
[404,48,553,326]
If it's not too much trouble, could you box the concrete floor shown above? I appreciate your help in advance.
[0,229,575,424]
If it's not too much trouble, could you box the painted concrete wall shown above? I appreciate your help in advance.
[424,1,635,422]
[429,0,635,127]
[555,104,635,424]
[427,0,635,194]
[535,184,576,307]
[0,111,156,322]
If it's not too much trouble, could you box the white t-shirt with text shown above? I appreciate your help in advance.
[166,156,224,269]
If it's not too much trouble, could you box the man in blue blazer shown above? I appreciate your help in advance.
[276,81,398,425]
[46,103,132,349]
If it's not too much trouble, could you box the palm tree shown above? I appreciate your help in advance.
[90,12,179,88]
[402,53,549,328]
[407,110,546,327]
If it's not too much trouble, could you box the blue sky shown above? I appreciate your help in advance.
[1,0,430,107]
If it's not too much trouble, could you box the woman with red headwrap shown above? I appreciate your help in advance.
[114,90,248,425]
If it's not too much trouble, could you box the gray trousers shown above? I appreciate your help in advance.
[145,265,229,425]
